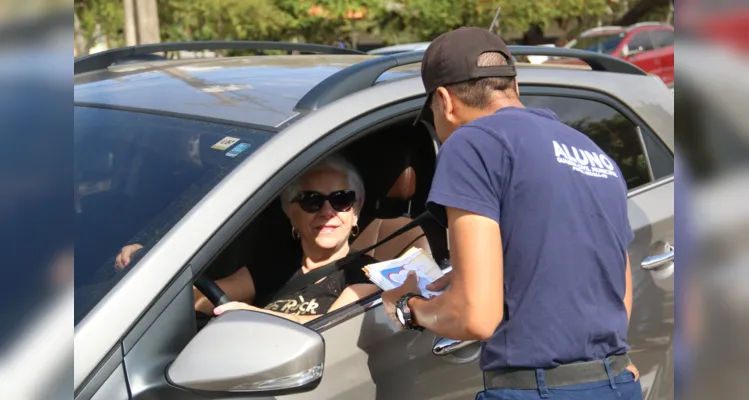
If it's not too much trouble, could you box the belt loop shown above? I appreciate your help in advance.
[535,369,550,398]
[603,357,619,394]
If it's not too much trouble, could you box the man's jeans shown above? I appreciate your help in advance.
[476,369,642,400]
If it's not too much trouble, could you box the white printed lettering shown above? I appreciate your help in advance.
[571,147,589,165]
[552,140,619,180]
[599,154,615,171]
[553,141,567,159]
[561,144,574,160]
[583,150,604,169]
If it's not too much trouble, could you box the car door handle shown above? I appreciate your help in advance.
[432,337,477,356]
[641,244,674,270]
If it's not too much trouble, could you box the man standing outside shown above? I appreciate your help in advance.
[382,27,641,399]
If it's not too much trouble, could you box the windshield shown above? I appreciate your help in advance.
[566,33,625,54]
[74,106,274,324]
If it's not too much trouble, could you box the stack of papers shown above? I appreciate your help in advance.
[363,247,446,298]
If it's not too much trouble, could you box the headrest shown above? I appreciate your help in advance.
[385,165,416,201]
[344,127,422,220]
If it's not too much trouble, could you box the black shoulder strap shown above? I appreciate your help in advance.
[278,211,433,295]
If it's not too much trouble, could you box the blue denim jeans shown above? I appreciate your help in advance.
[476,369,643,400]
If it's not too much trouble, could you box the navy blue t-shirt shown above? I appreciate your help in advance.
[427,107,634,370]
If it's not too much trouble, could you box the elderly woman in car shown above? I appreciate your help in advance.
[116,154,380,324]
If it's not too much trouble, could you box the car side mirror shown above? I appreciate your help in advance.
[167,310,325,397]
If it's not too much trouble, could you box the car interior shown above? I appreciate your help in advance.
[197,117,448,328]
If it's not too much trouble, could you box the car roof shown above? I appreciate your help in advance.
[74,55,417,129]
[74,44,655,132]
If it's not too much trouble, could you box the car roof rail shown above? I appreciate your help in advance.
[627,21,672,31]
[295,51,423,112]
[294,45,647,113]
[74,41,365,75]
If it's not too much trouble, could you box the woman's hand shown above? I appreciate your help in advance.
[114,244,144,270]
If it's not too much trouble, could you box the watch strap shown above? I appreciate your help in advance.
[396,293,426,331]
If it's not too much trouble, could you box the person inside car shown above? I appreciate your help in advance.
[115,154,380,324]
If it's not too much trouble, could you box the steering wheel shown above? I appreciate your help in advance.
[194,276,230,307]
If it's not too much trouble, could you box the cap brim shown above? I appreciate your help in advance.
[412,93,433,126]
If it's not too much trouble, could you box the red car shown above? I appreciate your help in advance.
[548,22,674,86]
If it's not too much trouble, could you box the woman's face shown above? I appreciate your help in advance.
[288,167,359,252]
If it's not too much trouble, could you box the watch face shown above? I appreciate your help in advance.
[396,307,406,325]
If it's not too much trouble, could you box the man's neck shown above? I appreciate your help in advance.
[474,97,525,120]
[301,242,350,272]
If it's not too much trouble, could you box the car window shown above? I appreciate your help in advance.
[650,30,674,48]
[74,106,274,324]
[520,95,653,190]
[567,33,625,54]
[627,32,655,53]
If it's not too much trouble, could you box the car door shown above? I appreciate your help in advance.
[278,86,673,400]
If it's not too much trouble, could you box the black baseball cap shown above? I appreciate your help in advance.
[414,27,517,125]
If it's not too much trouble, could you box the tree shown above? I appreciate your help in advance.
[615,0,671,25]
[159,0,291,44]
[74,0,125,54]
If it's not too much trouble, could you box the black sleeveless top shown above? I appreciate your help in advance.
[263,254,377,316]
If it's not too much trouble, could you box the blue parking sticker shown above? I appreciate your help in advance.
[226,143,250,157]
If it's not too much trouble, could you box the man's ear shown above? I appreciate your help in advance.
[434,87,453,116]
[514,80,520,96]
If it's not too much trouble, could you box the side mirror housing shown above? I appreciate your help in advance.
[167,310,325,397]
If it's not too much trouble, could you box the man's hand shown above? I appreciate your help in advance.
[114,244,143,270]
[427,271,452,291]
[381,271,422,329]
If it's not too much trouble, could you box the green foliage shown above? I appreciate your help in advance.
[74,0,669,54]
[75,0,125,52]
[159,0,292,43]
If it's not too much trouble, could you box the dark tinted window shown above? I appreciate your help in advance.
[74,107,274,323]
[520,96,653,190]
[651,30,674,47]
[567,33,625,54]
[627,32,655,53]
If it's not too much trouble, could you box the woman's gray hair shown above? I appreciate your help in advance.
[281,154,365,215]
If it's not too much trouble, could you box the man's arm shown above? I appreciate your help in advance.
[407,207,504,340]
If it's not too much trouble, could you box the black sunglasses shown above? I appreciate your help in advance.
[291,190,357,213]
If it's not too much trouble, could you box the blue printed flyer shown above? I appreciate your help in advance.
[363,247,446,298]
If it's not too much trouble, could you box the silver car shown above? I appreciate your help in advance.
[73,42,674,400]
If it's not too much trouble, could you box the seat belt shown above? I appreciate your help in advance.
[278,211,434,295]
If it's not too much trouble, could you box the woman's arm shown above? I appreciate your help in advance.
[194,267,256,314]
[215,283,381,324]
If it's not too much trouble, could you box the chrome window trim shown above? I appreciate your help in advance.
[628,175,674,198]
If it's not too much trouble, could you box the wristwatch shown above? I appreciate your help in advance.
[395,293,426,331]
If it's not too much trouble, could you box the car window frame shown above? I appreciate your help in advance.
[650,29,675,49]
[626,30,657,53]
[108,98,427,353]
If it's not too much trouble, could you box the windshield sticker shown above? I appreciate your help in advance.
[211,136,240,150]
[226,143,250,157]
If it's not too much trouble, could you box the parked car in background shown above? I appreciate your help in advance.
[73,42,674,400]
[547,22,674,85]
